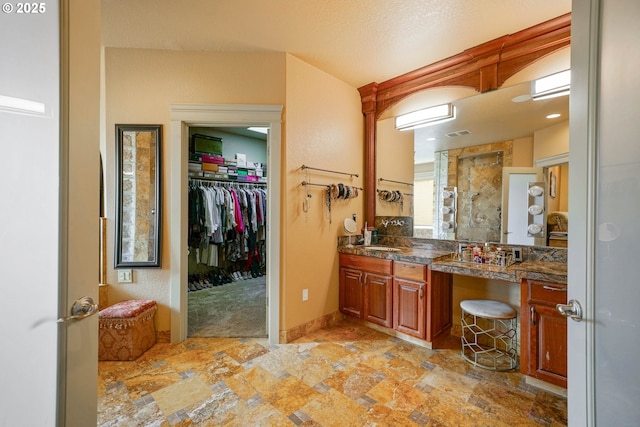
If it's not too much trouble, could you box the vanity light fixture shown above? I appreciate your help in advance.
[395,103,456,131]
[532,69,571,101]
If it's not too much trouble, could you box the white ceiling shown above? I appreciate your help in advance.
[101,0,572,163]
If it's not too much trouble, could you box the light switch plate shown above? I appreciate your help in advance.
[118,269,133,283]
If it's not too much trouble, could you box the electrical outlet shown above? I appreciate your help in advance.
[302,288,309,301]
[512,247,523,262]
[118,269,133,283]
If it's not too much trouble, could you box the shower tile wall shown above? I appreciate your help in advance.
[444,141,513,242]
[456,153,503,242]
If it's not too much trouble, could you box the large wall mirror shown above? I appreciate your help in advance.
[362,13,571,249]
[115,124,162,268]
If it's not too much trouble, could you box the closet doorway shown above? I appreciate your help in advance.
[169,103,281,345]
[187,126,268,338]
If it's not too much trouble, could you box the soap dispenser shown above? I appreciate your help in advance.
[363,222,372,246]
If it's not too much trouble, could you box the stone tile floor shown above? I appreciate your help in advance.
[98,320,567,426]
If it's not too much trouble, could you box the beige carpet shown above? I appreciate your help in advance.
[187,275,267,338]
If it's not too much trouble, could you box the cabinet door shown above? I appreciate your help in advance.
[520,279,568,388]
[426,270,453,342]
[364,273,393,327]
[393,278,426,339]
[529,303,568,387]
[339,267,363,318]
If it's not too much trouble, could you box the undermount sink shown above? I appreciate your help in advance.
[363,246,401,252]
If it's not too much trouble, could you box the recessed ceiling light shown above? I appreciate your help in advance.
[512,94,532,103]
[546,113,561,119]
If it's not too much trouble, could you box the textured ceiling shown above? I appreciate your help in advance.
[101,0,571,88]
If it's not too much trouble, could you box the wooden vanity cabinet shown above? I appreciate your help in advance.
[393,262,426,338]
[393,261,453,342]
[520,279,568,388]
[339,254,393,328]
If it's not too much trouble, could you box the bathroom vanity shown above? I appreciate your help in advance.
[339,253,453,345]
[338,239,568,388]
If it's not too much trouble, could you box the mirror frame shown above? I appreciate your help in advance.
[115,124,162,268]
[357,13,571,226]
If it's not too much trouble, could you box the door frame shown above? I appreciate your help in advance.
[568,0,600,424]
[169,104,282,344]
[500,167,544,245]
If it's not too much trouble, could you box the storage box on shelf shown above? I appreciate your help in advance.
[188,158,267,183]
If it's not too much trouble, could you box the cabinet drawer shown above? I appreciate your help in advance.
[339,254,392,275]
[528,280,567,305]
[394,261,427,282]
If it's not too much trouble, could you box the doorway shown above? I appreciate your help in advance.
[169,104,282,345]
[186,126,268,338]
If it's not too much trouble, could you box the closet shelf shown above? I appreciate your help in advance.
[189,175,266,186]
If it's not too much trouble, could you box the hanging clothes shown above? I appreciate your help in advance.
[188,180,267,268]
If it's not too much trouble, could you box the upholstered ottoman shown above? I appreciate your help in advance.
[98,299,157,361]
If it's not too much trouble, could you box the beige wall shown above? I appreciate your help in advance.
[512,136,534,167]
[283,54,364,332]
[104,48,363,337]
[533,120,569,160]
[376,117,415,216]
[104,48,286,333]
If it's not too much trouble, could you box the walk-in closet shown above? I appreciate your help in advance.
[187,127,268,338]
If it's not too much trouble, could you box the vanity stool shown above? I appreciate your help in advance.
[460,299,518,371]
[98,299,157,361]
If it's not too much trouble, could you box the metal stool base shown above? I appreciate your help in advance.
[461,309,518,371]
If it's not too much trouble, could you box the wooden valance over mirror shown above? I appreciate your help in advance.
[358,13,571,230]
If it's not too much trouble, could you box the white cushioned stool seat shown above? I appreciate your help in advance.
[460,299,518,371]
[460,299,516,319]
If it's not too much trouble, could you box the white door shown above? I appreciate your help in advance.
[0,1,100,426]
[569,0,640,425]
[501,167,544,245]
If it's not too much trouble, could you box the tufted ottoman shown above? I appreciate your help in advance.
[98,299,157,361]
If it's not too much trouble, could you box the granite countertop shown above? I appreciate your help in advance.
[338,245,451,264]
[338,245,567,284]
